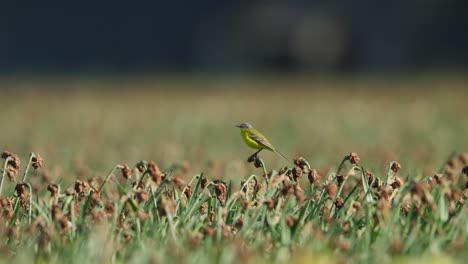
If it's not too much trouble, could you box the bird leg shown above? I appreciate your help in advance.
[247,149,262,162]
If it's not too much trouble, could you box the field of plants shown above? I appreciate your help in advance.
[0,77,467,263]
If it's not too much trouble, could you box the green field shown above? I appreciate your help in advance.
[0,77,467,263]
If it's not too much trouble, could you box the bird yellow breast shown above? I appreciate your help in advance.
[240,130,263,149]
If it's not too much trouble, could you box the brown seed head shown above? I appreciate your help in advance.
[294,185,305,204]
[281,180,293,196]
[391,176,404,189]
[447,158,457,169]
[137,210,148,222]
[235,217,244,229]
[201,176,209,189]
[308,169,319,185]
[148,162,163,184]
[434,173,443,184]
[31,154,43,170]
[171,176,186,191]
[241,180,255,196]
[47,184,59,196]
[332,238,350,252]
[458,153,468,165]
[74,180,90,195]
[120,164,132,180]
[445,167,455,182]
[253,157,263,168]
[462,166,468,176]
[15,182,28,197]
[410,181,425,198]
[334,197,344,209]
[400,200,411,215]
[352,201,361,212]
[292,166,302,181]
[136,160,146,173]
[325,183,338,198]
[264,199,275,210]
[285,214,298,228]
[336,174,345,186]
[391,161,401,173]
[202,226,215,237]
[348,152,360,165]
[377,199,391,218]
[320,205,330,218]
[365,170,375,184]
[215,182,227,206]
[2,151,21,170]
[157,198,176,217]
[184,186,193,199]
[136,190,149,204]
[390,238,403,254]
[105,201,115,216]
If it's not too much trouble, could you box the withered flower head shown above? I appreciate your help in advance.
[391,161,401,173]
[462,166,468,176]
[157,197,176,217]
[334,197,344,209]
[292,166,302,181]
[294,185,305,204]
[215,181,227,206]
[377,199,391,218]
[47,184,59,196]
[15,182,28,197]
[458,152,468,165]
[325,183,338,198]
[352,201,361,212]
[336,174,345,186]
[136,190,149,204]
[171,176,187,191]
[285,215,298,228]
[409,181,425,198]
[365,170,375,184]
[120,164,132,180]
[434,173,443,184]
[447,158,457,169]
[136,210,148,222]
[6,166,19,182]
[184,186,193,198]
[31,154,43,170]
[391,176,404,189]
[201,176,209,189]
[293,157,309,169]
[105,201,115,216]
[148,161,163,184]
[202,226,215,237]
[74,180,90,196]
[281,180,293,196]
[308,169,319,185]
[241,180,255,197]
[400,200,411,215]
[348,152,360,165]
[136,160,146,173]
[264,199,275,209]
[2,151,21,170]
[235,217,244,229]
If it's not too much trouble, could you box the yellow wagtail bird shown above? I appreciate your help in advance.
[236,122,288,160]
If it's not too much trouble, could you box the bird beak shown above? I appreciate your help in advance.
[235,125,241,128]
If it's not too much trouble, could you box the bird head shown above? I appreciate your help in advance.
[236,122,253,129]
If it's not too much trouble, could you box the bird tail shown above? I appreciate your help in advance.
[273,149,289,161]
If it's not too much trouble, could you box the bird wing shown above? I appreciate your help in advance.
[247,129,275,150]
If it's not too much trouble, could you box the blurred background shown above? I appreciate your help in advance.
[1,0,467,74]
[0,1,467,181]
